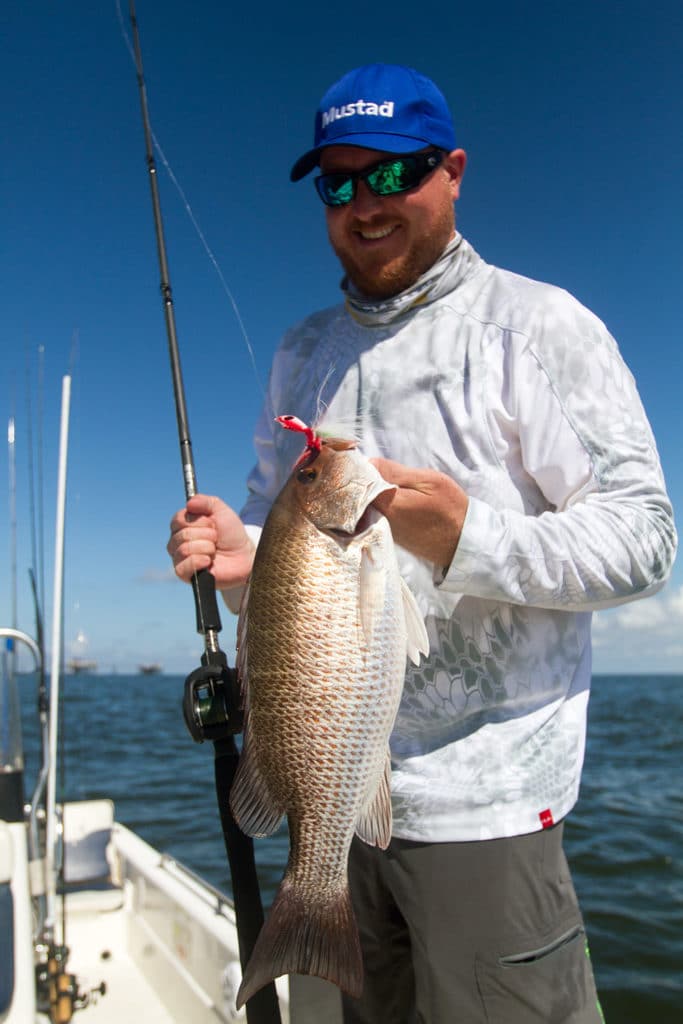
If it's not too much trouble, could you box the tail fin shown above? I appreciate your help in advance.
[236,875,362,1009]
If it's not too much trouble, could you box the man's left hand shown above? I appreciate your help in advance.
[371,458,469,573]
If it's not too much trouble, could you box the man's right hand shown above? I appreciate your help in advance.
[167,494,255,591]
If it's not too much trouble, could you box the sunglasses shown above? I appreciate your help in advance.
[314,150,445,207]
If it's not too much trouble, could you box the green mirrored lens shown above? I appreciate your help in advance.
[324,176,355,206]
[367,158,417,196]
[315,152,440,206]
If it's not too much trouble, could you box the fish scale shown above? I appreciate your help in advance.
[230,434,428,1007]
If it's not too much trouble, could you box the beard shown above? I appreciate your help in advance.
[330,199,455,300]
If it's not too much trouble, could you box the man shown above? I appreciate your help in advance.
[167,64,676,1022]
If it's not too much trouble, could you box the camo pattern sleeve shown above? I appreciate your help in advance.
[443,288,676,611]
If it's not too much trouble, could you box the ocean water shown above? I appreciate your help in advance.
[17,671,683,1023]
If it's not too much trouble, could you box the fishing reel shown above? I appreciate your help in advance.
[182,569,244,743]
[183,646,243,743]
[35,944,105,1022]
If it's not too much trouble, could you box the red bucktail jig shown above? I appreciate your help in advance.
[275,415,323,466]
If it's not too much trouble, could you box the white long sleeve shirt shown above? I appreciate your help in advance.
[237,234,676,842]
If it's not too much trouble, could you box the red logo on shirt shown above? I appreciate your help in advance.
[539,808,554,829]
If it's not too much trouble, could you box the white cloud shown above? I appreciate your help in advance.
[592,584,683,672]
[607,584,683,633]
[137,567,177,584]
[669,586,683,617]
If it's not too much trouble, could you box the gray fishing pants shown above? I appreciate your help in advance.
[341,823,604,1024]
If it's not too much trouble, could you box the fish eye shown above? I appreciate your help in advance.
[297,467,318,483]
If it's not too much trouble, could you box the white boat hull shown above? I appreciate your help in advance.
[2,798,343,1023]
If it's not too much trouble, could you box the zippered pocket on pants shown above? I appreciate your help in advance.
[498,924,585,966]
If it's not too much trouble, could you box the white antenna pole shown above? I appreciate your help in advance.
[44,374,71,940]
[8,416,17,635]
[4,416,17,684]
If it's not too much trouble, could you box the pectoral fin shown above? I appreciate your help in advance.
[359,544,387,648]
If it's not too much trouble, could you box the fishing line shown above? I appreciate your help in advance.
[115,0,265,399]
[25,342,49,760]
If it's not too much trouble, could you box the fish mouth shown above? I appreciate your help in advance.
[326,504,381,543]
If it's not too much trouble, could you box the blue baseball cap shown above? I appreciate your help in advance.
[290,63,456,182]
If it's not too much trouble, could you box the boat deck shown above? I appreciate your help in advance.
[31,811,279,1024]
[28,806,340,1024]
[40,888,177,1023]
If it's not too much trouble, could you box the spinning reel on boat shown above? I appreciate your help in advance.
[35,945,106,1023]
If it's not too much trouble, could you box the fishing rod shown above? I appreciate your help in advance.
[25,345,49,780]
[127,5,281,1022]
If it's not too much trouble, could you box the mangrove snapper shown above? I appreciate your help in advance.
[230,417,428,1008]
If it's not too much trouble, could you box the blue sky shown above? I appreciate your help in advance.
[1,0,681,674]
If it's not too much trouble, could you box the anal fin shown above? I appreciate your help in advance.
[355,751,392,849]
